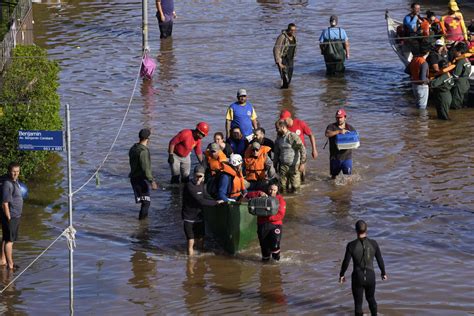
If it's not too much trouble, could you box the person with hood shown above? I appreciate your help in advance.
[129,129,159,220]
[273,23,297,89]
[182,165,223,256]
[319,15,350,75]
[339,220,388,316]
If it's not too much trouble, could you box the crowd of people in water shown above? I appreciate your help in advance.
[400,1,473,119]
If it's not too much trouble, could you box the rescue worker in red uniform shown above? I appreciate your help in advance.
[247,183,286,262]
[244,142,276,191]
[168,122,209,184]
[441,0,468,42]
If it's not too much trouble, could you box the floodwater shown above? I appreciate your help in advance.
[1,0,473,314]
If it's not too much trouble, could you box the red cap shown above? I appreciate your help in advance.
[335,109,347,118]
[196,122,209,136]
[279,110,292,120]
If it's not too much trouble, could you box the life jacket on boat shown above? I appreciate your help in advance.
[244,145,271,182]
[409,56,427,81]
[205,150,227,176]
[434,64,456,77]
[454,53,472,62]
[420,19,431,37]
[221,163,246,198]
[441,13,467,41]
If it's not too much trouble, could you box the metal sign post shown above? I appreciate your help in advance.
[65,103,74,315]
[142,0,148,51]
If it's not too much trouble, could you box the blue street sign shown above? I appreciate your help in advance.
[18,130,64,151]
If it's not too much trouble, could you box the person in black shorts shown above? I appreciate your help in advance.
[182,165,223,256]
[1,162,24,271]
[339,220,388,316]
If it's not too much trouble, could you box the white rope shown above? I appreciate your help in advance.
[71,56,144,195]
[64,226,77,252]
[0,227,70,294]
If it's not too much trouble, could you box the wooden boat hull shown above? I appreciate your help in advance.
[385,12,474,94]
[203,202,257,254]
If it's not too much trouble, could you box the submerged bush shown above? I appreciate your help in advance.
[0,45,61,178]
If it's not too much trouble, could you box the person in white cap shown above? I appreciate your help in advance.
[225,89,258,141]
[426,39,448,76]
[216,154,247,202]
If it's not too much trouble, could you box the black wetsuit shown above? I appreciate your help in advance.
[340,237,386,316]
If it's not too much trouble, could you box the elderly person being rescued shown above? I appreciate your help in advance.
[244,142,276,191]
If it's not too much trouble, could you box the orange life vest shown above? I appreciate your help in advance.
[221,163,245,198]
[434,64,456,77]
[420,19,430,37]
[205,150,226,176]
[409,56,427,81]
[441,13,467,41]
[244,145,271,182]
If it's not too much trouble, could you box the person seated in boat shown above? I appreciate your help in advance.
[467,32,474,62]
[427,39,448,78]
[403,2,423,55]
[426,11,444,39]
[226,127,249,157]
[450,42,471,109]
[216,154,248,203]
[405,49,430,109]
[244,141,276,191]
[250,127,274,159]
[203,142,227,177]
[431,60,455,120]
[246,183,286,262]
[182,166,224,256]
[211,132,232,158]
[441,0,468,42]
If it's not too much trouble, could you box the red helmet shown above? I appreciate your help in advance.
[196,122,209,136]
[335,109,347,118]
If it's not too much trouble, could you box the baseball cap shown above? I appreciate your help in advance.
[251,142,261,150]
[435,39,445,46]
[336,109,347,118]
[194,165,205,175]
[279,110,292,120]
[138,128,151,139]
[210,142,220,152]
[237,89,247,97]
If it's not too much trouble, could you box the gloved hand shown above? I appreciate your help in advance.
[168,154,174,164]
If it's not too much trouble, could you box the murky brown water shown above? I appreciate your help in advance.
[1,0,473,314]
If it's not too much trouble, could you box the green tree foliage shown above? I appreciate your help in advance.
[0,45,61,178]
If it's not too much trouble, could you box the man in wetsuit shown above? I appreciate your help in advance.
[339,220,388,316]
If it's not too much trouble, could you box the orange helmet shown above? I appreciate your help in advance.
[196,122,209,136]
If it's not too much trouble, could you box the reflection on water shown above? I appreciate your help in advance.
[258,264,287,314]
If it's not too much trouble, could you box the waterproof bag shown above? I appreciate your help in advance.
[336,131,360,150]
[140,51,156,80]
[248,197,279,217]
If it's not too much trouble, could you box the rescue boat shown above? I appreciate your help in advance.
[385,11,474,95]
[203,202,257,254]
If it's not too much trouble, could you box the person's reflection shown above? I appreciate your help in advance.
[0,269,22,314]
[278,87,294,114]
[140,79,158,127]
[157,38,176,91]
[258,264,287,314]
[183,256,208,314]
[207,257,256,297]
[327,188,352,218]
[319,76,349,108]
[128,250,157,291]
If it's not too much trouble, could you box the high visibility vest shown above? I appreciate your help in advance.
[409,56,427,81]
[205,150,226,176]
[441,13,467,41]
[221,163,245,198]
[244,145,271,182]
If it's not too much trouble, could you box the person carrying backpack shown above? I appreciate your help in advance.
[319,15,350,75]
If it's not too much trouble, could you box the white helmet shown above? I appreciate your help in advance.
[229,154,243,167]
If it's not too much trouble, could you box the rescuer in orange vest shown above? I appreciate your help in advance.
[204,142,227,177]
[244,142,276,191]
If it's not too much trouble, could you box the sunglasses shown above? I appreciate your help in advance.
[195,175,204,178]
[252,148,259,152]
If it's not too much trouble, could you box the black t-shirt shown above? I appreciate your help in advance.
[427,51,447,69]
[326,122,355,160]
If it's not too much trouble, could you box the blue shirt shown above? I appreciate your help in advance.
[227,102,256,137]
[403,14,419,33]
[319,27,348,42]
[217,174,232,202]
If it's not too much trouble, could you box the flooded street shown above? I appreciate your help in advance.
[1,0,473,314]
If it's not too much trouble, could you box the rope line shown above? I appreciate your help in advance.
[71,54,144,195]
[0,226,75,294]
